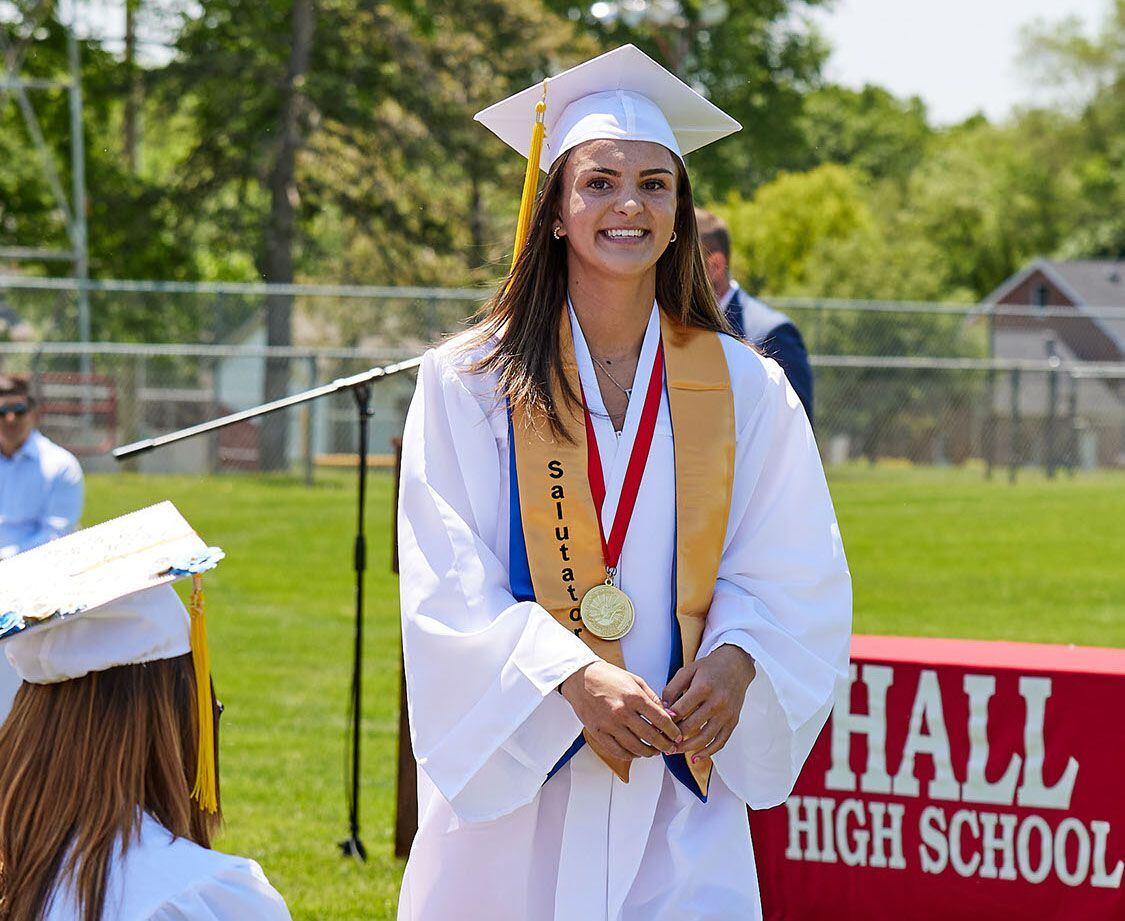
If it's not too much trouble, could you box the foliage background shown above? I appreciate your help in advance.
[5,6,1124,913]
[3,0,1122,328]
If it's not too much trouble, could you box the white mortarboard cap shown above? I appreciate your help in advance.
[474,44,741,173]
[0,501,223,684]
[8,584,189,684]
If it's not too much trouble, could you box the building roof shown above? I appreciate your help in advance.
[986,258,1125,309]
[1041,259,1125,309]
[986,258,1125,355]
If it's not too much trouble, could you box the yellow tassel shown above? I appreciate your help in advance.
[508,79,549,276]
[189,574,218,813]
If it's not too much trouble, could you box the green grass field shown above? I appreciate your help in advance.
[84,466,1125,920]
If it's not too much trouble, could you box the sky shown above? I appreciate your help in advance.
[807,0,1110,124]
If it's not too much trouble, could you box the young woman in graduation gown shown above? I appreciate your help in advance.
[397,46,852,921]
[0,584,291,921]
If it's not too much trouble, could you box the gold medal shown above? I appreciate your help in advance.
[572,339,664,645]
[579,577,635,641]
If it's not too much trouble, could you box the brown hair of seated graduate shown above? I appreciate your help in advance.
[0,654,222,921]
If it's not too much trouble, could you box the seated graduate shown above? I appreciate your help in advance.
[397,45,851,921]
[0,504,291,921]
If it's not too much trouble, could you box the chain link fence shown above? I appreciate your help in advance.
[6,276,1123,357]
[0,277,485,348]
[2,345,1120,477]
[0,343,420,478]
[813,357,1123,475]
[0,278,1122,475]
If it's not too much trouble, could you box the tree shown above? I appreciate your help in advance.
[715,163,872,295]
[797,83,932,184]
[1020,0,1124,106]
[906,120,1075,298]
[153,0,589,464]
[1020,0,1125,257]
[260,0,314,470]
[544,0,830,196]
[1,4,200,340]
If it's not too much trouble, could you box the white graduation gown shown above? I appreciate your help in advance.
[397,305,851,921]
[45,814,291,921]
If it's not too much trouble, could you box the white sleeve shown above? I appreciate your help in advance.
[148,859,291,921]
[398,349,599,823]
[701,358,852,810]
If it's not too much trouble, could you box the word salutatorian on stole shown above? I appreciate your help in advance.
[748,636,1125,919]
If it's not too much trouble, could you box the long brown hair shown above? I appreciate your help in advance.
[0,654,221,921]
[467,146,733,435]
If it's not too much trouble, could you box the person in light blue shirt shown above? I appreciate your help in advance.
[0,373,84,561]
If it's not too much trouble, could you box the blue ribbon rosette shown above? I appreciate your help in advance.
[0,610,25,641]
[166,547,226,577]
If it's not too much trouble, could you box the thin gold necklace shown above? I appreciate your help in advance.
[590,353,633,400]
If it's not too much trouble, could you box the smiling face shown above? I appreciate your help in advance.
[555,139,679,282]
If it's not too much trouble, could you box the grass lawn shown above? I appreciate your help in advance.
[84,465,1125,920]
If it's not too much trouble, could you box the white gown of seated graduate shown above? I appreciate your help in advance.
[397,304,851,921]
[45,813,291,921]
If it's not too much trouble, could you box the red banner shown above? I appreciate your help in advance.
[749,636,1125,919]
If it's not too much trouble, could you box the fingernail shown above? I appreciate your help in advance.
[691,755,699,764]
[676,735,683,743]
[666,708,677,717]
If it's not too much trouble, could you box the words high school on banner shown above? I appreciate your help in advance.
[783,664,1122,891]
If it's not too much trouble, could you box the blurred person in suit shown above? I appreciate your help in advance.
[696,208,815,424]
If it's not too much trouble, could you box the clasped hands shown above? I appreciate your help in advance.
[559,645,756,764]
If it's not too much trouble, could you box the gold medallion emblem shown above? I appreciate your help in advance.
[579,581,635,641]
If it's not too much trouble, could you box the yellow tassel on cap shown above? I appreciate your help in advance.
[508,79,548,276]
[189,574,218,813]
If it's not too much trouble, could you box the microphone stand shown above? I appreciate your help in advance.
[114,356,423,861]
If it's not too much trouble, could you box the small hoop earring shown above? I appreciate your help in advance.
[669,231,678,243]
[552,227,562,240]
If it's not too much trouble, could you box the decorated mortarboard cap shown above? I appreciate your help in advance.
[473,44,740,271]
[0,501,224,812]
[7,584,192,685]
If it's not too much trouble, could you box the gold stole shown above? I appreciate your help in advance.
[511,308,735,795]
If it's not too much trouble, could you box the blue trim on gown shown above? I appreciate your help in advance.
[508,409,588,778]
[506,407,706,800]
[507,409,535,604]
[663,553,706,801]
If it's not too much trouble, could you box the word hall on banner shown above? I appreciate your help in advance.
[749,637,1125,919]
